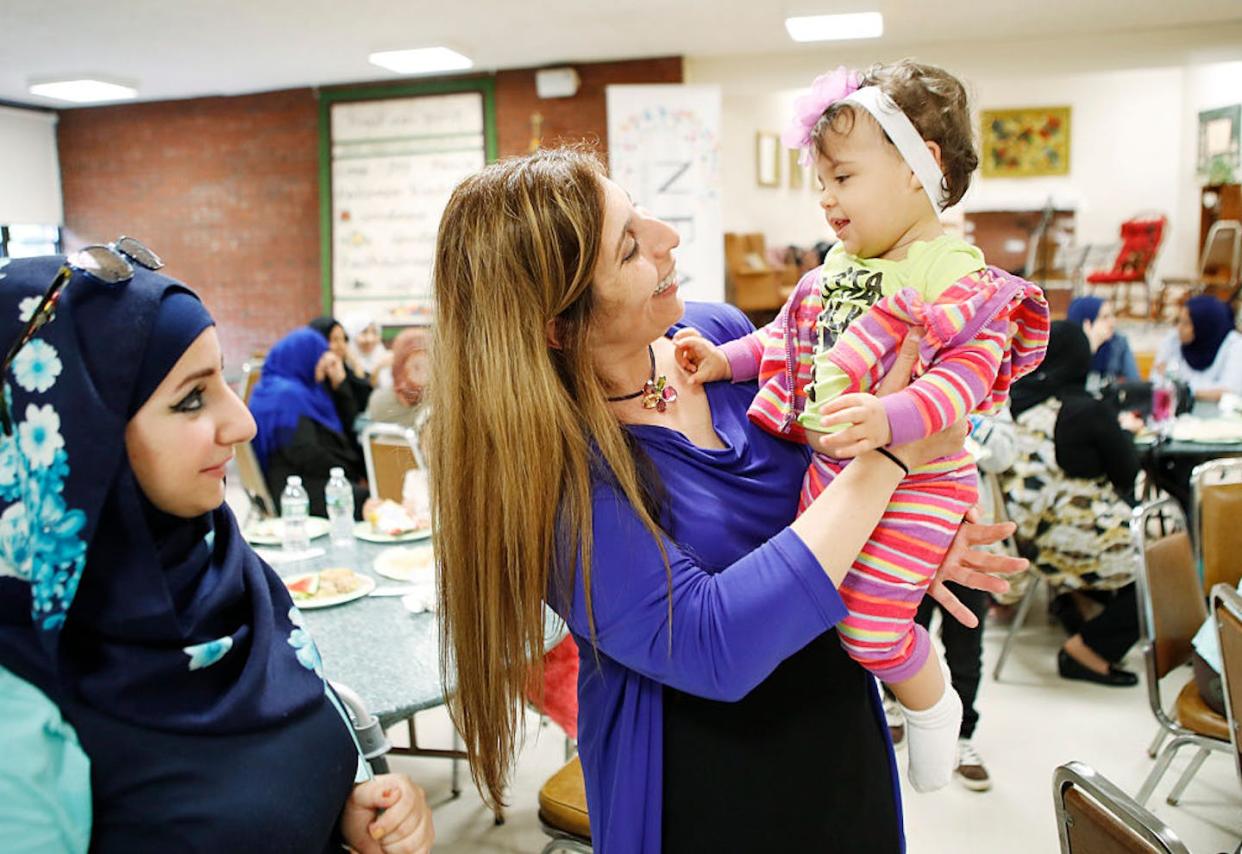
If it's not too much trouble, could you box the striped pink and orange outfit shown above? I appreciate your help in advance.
[719,257,1048,682]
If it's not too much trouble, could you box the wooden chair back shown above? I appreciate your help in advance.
[234,439,274,518]
[1053,762,1189,854]
[362,423,421,504]
[1191,459,1242,594]
[1212,583,1242,787]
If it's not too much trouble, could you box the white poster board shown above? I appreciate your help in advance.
[606,85,724,303]
[330,92,486,323]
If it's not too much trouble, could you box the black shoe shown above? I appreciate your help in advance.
[1057,649,1138,687]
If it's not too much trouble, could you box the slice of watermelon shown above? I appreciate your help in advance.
[286,574,320,600]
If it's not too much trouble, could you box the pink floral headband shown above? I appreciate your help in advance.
[781,66,862,167]
[781,65,947,212]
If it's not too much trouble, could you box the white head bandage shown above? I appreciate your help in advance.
[839,86,946,213]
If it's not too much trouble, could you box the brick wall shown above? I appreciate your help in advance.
[494,56,683,159]
[56,57,683,369]
[57,88,322,368]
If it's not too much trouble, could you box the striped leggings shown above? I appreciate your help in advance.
[800,452,978,683]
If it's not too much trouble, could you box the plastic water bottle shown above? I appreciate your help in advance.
[325,467,356,548]
[280,475,310,553]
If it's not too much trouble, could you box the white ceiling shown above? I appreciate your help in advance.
[3,0,1242,107]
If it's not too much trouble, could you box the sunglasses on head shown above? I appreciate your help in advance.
[1,236,164,435]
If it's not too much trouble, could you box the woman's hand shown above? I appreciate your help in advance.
[672,327,731,384]
[340,774,434,854]
[1118,411,1144,434]
[316,351,347,389]
[928,507,1028,627]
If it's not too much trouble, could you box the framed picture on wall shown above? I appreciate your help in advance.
[788,147,810,190]
[1198,104,1241,177]
[756,132,780,187]
[980,106,1071,178]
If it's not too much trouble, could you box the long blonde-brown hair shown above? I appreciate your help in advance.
[428,148,666,811]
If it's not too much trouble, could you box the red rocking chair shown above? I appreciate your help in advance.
[1085,213,1167,318]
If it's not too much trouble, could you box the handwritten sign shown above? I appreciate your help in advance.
[330,92,485,321]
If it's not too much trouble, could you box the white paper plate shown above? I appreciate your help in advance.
[372,545,435,583]
[283,570,375,609]
[353,521,433,544]
[244,517,332,546]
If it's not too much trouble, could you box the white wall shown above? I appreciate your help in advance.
[0,105,62,226]
[687,22,1242,282]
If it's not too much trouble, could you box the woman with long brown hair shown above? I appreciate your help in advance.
[428,148,1023,852]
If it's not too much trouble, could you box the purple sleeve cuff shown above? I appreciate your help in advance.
[720,337,761,382]
[772,527,849,628]
[881,391,925,446]
[873,623,932,683]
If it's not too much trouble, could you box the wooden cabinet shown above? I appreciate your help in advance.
[962,209,1076,279]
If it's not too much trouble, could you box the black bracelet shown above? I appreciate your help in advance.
[876,446,909,476]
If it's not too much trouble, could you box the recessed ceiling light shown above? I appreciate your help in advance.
[785,12,884,42]
[369,47,473,75]
[28,78,138,103]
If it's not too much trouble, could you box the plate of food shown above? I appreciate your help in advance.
[373,545,435,583]
[283,567,376,609]
[355,500,432,543]
[243,516,332,546]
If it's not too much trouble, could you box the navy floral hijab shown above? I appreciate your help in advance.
[0,254,354,742]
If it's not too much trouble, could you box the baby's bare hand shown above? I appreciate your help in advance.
[672,328,731,385]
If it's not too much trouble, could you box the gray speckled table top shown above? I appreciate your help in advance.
[268,537,565,728]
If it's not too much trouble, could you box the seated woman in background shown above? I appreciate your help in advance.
[1066,296,1140,384]
[1006,321,1144,687]
[344,311,394,388]
[249,327,368,517]
[310,315,374,412]
[0,252,431,853]
[364,328,431,437]
[1153,294,1242,401]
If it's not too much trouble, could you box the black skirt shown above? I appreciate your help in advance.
[662,629,902,853]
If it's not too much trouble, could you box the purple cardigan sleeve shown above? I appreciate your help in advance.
[560,483,848,702]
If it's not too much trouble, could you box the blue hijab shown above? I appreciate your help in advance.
[0,255,331,735]
[247,327,344,469]
[1066,296,1114,376]
[1182,295,1235,371]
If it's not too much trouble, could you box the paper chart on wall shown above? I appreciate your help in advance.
[330,93,486,323]
[606,85,724,303]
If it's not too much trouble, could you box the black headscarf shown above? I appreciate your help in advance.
[1010,320,1092,418]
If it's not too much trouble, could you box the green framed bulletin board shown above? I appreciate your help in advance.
[318,79,497,321]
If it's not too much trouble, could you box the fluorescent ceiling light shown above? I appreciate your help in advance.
[28,79,138,103]
[785,12,884,42]
[369,47,473,75]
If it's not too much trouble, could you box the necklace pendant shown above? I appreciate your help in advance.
[641,375,678,413]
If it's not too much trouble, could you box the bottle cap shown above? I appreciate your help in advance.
[330,467,344,478]
[287,475,302,487]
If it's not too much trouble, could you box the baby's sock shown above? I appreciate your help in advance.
[899,688,963,793]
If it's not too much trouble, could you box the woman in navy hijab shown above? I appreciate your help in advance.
[1065,296,1139,383]
[0,248,432,852]
[1154,294,1242,401]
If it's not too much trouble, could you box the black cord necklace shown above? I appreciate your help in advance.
[605,344,679,413]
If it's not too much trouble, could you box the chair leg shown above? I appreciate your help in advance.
[1136,734,1194,806]
[1147,727,1167,759]
[993,574,1041,681]
[1165,746,1210,805]
[451,728,463,798]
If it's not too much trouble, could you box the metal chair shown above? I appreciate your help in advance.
[361,422,424,504]
[1053,761,1190,853]
[538,756,592,854]
[1191,459,1242,596]
[1211,583,1242,791]
[1130,497,1232,806]
[1156,219,1242,320]
[234,439,275,523]
[240,356,263,405]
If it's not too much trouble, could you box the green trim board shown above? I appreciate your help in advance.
[317,77,497,315]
